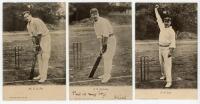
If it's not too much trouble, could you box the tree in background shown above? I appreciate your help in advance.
[3,3,65,31]
[69,3,110,24]
[69,3,131,24]
[136,3,197,40]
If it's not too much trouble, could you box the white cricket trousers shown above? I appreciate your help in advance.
[37,34,51,80]
[159,47,172,83]
[103,35,116,76]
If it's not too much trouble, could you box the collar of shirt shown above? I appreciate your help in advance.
[94,17,102,24]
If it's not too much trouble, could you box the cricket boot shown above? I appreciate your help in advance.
[33,76,41,80]
[98,75,104,79]
[165,82,172,88]
[160,76,166,80]
[101,74,111,83]
[38,79,46,83]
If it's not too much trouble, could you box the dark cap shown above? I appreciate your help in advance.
[90,8,98,14]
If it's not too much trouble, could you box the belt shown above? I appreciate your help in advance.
[101,34,114,38]
[159,44,169,47]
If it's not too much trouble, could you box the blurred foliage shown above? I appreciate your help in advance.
[136,3,197,40]
[69,3,131,24]
[3,3,64,31]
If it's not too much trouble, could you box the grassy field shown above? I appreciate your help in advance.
[69,25,132,86]
[3,31,66,85]
[136,40,197,89]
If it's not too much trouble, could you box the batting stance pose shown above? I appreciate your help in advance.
[90,8,116,83]
[155,5,176,88]
[23,11,51,83]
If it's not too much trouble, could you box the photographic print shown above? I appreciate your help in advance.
[69,2,132,100]
[135,3,197,99]
[3,2,66,100]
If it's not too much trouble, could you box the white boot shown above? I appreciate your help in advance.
[98,75,104,79]
[160,76,166,80]
[33,76,41,80]
[101,74,111,83]
[165,82,172,88]
[38,79,46,83]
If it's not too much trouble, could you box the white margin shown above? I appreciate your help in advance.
[0,0,199,104]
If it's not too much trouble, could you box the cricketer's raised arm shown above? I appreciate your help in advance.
[155,5,164,29]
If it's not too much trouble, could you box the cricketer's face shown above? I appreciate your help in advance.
[24,13,32,22]
[164,20,171,28]
[90,12,99,22]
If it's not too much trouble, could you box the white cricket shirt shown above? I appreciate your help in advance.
[157,19,176,48]
[27,17,49,37]
[94,17,113,39]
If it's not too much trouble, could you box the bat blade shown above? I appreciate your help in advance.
[88,54,102,78]
[29,53,37,80]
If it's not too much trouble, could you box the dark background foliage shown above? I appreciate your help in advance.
[135,3,197,40]
[3,3,64,31]
[69,3,131,24]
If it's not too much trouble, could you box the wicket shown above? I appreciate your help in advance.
[14,46,23,70]
[72,42,82,70]
[140,56,150,82]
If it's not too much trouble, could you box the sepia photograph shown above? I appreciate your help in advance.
[3,2,66,100]
[69,2,132,100]
[135,3,197,99]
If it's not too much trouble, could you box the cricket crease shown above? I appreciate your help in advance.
[135,78,195,84]
[70,75,132,84]
[4,78,66,84]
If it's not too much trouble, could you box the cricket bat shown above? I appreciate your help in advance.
[29,52,38,80]
[88,53,102,78]
[29,36,41,80]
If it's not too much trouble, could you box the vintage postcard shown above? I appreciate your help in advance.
[3,2,66,100]
[135,3,198,99]
[69,2,132,100]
